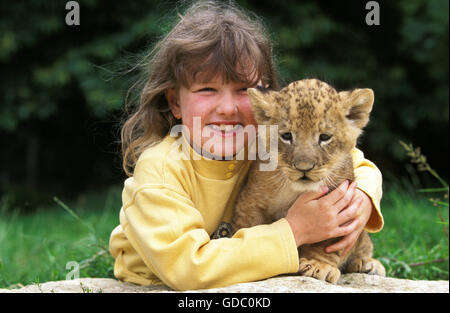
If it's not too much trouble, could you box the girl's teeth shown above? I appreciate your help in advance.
[209,124,241,132]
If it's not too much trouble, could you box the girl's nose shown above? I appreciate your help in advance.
[216,93,238,116]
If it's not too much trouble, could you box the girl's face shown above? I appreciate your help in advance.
[166,75,259,159]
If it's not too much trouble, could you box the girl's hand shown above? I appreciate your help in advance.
[286,180,360,247]
[325,188,373,256]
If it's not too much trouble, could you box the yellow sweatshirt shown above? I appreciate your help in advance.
[109,135,383,290]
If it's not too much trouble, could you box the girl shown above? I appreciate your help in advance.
[109,0,383,290]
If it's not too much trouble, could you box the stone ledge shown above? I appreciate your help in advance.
[0,274,448,293]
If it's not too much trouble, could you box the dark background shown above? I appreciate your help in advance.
[0,0,448,211]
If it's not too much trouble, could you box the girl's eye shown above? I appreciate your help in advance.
[197,87,216,92]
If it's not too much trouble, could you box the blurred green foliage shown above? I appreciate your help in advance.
[0,0,170,130]
[0,0,448,200]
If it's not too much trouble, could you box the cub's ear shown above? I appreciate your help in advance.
[247,88,275,124]
[340,88,374,130]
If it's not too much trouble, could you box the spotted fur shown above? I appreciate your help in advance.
[232,79,385,284]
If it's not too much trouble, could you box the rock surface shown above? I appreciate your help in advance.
[0,274,448,293]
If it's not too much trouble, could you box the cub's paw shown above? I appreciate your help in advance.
[298,258,341,284]
[345,257,386,276]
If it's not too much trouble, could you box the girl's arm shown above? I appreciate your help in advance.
[115,185,299,291]
[351,147,384,232]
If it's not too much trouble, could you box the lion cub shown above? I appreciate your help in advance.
[232,79,385,284]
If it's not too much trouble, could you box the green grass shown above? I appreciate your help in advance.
[371,184,449,280]
[0,186,120,288]
[0,183,448,289]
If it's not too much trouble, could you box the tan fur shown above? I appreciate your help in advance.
[232,79,385,284]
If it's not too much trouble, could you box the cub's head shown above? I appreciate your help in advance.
[248,79,374,187]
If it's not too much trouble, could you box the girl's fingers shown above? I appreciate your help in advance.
[301,185,329,202]
[337,197,363,226]
[333,182,357,212]
[326,228,359,254]
[335,216,359,239]
[320,180,351,208]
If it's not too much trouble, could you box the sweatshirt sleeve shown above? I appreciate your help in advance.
[351,148,384,233]
[120,184,299,291]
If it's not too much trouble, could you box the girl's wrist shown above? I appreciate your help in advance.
[285,216,303,247]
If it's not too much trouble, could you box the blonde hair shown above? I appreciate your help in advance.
[121,0,279,176]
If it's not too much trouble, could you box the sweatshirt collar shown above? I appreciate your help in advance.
[175,134,250,180]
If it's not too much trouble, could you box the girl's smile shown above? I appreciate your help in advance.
[207,122,243,137]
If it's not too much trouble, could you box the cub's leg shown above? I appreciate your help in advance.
[231,195,267,232]
[343,231,386,276]
[231,163,279,233]
[231,180,270,233]
[298,240,342,284]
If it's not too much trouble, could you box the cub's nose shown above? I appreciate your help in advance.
[294,161,316,173]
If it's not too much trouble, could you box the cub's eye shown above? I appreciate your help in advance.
[280,132,293,143]
[319,134,332,143]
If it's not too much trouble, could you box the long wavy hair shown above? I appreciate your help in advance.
[120,0,280,176]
